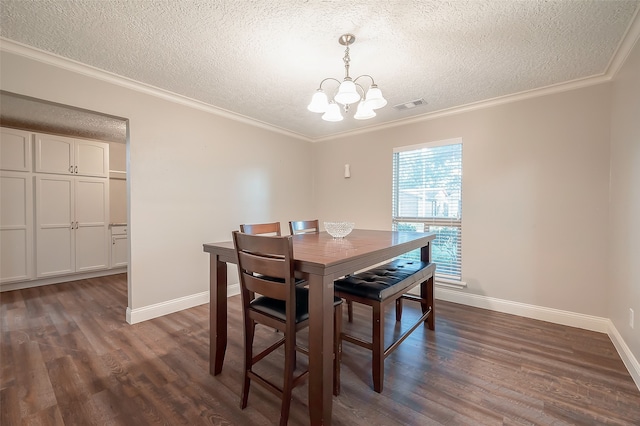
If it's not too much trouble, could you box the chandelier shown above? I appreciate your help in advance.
[307,34,387,122]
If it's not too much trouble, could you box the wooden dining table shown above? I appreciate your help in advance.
[203,228,436,425]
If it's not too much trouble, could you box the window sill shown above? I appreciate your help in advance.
[408,275,466,297]
[436,276,467,289]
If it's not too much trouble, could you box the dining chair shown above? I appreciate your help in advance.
[240,221,282,236]
[288,219,319,235]
[232,231,343,426]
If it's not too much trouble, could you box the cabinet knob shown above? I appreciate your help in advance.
[69,165,74,174]
[74,165,78,174]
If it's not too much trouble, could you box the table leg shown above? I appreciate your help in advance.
[422,275,435,330]
[421,243,435,330]
[210,255,228,375]
[307,273,334,425]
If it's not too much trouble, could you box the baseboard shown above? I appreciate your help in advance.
[227,283,240,297]
[0,268,127,292]
[435,287,610,333]
[126,283,240,324]
[127,291,209,324]
[607,320,640,390]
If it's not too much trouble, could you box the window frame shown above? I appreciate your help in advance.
[392,137,464,285]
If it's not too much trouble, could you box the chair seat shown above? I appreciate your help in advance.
[251,287,343,323]
[334,259,430,301]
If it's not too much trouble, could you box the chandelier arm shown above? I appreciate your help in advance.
[353,74,376,86]
[317,77,342,90]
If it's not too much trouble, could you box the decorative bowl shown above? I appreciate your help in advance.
[324,221,354,238]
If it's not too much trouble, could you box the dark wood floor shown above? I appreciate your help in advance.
[1,274,639,425]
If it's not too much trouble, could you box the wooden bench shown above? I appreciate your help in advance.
[334,258,436,392]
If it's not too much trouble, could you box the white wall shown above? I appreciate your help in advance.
[313,84,612,318]
[609,38,640,360]
[0,50,315,315]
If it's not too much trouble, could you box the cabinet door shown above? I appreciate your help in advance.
[35,134,75,175]
[111,234,128,268]
[0,172,34,283]
[75,177,109,272]
[0,128,32,172]
[75,140,109,178]
[36,175,74,277]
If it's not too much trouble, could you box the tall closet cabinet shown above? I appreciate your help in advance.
[1,127,110,286]
[0,128,33,283]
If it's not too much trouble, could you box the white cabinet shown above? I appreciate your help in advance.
[1,127,111,285]
[1,128,34,284]
[110,225,128,268]
[35,175,109,277]
[35,133,109,178]
[1,128,32,172]
[0,171,34,283]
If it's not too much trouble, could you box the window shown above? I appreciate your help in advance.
[392,138,462,282]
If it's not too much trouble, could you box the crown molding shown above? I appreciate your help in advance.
[313,74,611,142]
[0,38,312,143]
[605,4,640,78]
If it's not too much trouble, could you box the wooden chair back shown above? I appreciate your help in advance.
[232,231,296,317]
[240,221,282,236]
[288,219,319,235]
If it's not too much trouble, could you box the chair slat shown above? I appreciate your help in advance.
[240,222,282,236]
[243,273,288,300]
[289,219,319,235]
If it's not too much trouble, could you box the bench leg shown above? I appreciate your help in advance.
[333,303,342,396]
[372,303,384,393]
[395,298,403,322]
[421,275,435,330]
[347,300,353,322]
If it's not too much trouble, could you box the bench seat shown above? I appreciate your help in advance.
[333,259,432,301]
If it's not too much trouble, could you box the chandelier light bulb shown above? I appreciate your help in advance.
[307,89,329,113]
[334,79,361,105]
[322,102,343,122]
[364,84,387,110]
[354,101,376,120]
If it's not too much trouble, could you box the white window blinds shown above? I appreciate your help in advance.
[392,139,462,280]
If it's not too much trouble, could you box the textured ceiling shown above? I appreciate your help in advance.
[1,0,639,141]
